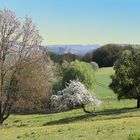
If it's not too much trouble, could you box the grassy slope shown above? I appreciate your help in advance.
[1,67,140,140]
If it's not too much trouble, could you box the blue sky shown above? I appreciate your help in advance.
[0,0,140,45]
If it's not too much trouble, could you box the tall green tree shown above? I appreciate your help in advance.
[61,60,95,90]
[109,48,140,108]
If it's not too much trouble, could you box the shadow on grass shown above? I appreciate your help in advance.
[13,108,53,115]
[43,107,138,126]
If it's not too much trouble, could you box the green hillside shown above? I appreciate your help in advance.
[1,67,140,140]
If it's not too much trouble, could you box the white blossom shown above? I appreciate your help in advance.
[51,80,102,111]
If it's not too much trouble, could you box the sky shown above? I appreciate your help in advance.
[0,0,140,45]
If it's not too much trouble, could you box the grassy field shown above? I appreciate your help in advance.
[1,67,140,140]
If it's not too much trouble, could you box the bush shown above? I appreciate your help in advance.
[90,61,99,71]
[12,53,55,113]
[61,60,95,90]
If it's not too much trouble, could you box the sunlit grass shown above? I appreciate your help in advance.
[1,67,140,140]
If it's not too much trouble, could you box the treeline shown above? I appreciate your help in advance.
[48,52,81,64]
[83,44,135,67]
[48,44,135,67]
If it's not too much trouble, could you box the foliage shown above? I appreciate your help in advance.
[51,80,101,112]
[128,132,140,140]
[83,44,136,67]
[82,51,93,62]
[0,9,42,123]
[90,61,99,71]
[49,52,81,64]
[92,44,123,67]
[61,60,95,90]
[12,53,55,113]
[49,53,82,93]
[109,48,140,108]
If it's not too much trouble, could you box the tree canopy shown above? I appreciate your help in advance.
[48,52,81,64]
[92,44,123,67]
[61,60,95,90]
[109,48,140,108]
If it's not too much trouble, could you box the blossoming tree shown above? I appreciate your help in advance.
[51,80,102,113]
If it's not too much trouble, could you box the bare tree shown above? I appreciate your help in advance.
[13,53,54,113]
[0,9,42,124]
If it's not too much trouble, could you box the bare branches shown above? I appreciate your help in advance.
[0,8,42,123]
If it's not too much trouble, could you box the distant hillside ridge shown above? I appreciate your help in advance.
[39,44,101,56]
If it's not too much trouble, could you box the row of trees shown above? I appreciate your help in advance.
[83,44,134,67]
[48,44,135,68]
[48,52,81,64]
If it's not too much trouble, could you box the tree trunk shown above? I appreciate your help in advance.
[137,96,140,108]
[0,114,3,124]
[81,104,92,113]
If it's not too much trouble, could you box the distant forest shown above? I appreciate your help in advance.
[45,44,137,67]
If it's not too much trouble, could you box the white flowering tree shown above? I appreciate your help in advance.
[51,80,102,113]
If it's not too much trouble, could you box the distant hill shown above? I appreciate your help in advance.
[39,44,101,56]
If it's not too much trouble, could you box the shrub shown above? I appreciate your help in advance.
[13,53,55,113]
[90,61,99,71]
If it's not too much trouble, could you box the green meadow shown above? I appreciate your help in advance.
[1,67,140,140]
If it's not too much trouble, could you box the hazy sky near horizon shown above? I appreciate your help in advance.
[0,0,140,45]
